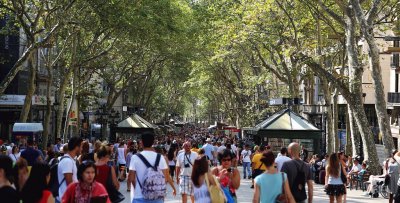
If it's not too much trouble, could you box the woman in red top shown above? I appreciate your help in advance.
[21,162,54,203]
[95,145,119,189]
[62,161,111,203]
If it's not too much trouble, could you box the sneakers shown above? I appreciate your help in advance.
[248,176,252,179]
[250,185,254,189]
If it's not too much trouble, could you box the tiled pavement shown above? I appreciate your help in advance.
[120,167,387,203]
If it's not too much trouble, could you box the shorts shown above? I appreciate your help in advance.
[326,184,346,196]
[179,175,193,195]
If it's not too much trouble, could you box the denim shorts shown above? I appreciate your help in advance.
[132,198,164,203]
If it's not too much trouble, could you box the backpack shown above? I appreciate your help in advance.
[291,161,307,202]
[49,156,72,197]
[136,153,167,200]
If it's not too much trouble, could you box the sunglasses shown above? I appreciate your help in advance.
[222,158,232,162]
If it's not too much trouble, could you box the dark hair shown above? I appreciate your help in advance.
[260,151,275,167]
[0,155,13,182]
[77,161,97,181]
[68,136,83,151]
[11,146,18,154]
[81,141,89,154]
[259,145,265,152]
[167,146,176,161]
[141,132,155,148]
[97,145,110,159]
[21,162,51,203]
[327,153,340,178]
[198,148,205,155]
[280,147,288,155]
[191,156,209,187]
[218,149,234,162]
[27,139,34,146]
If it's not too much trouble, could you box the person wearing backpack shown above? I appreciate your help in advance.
[56,137,83,202]
[128,132,176,203]
[281,143,313,203]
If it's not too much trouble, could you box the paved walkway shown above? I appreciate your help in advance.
[120,167,388,203]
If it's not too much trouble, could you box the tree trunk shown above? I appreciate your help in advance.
[322,78,334,154]
[42,53,53,149]
[348,104,361,156]
[344,6,380,174]
[345,105,353,156]
[20,53,36,122]
[56,71,71,141]
[352,1,395,156]
[332,90,339,151]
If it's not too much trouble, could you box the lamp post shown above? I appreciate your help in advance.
[53,102,60,143]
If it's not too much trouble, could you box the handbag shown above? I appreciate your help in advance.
[205,174,226,203]
[276,172,288,203]
[106,166,125,203]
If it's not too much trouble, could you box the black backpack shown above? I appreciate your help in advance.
[291,161,307,202]
[49,156,72,197]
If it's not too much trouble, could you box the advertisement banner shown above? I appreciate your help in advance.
[68,99,78,126]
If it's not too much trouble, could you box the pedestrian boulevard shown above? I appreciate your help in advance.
[120,166,387,203]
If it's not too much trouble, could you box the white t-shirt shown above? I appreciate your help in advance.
[57,154,78,200]
[176,151,198,176]
[202,144,215,161]
[217,145,226,153]
[129,151,168,199]
[275,155,292,172]
[350,163,362,173]
[241,150,252,163]
[8,153,20,162]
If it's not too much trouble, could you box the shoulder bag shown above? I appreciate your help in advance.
[205,173,226,203]
[276,172,288,203]
[106,166,125,203]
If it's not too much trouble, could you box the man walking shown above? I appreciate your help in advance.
[128,132,176,203]
[241,144,252,179]
[57,136,83,201]
[281,143,313,203]
[275,147,291,172]
[201,138,215,165]
[176,142,198,203]
[20,139,42,166]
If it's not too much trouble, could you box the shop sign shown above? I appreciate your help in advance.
[0,95,25,106]
[32,95,55,105]
[69,99,78,126]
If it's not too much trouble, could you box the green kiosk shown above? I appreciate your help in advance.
[250,108,322,156]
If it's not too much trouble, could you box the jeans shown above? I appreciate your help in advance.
[243,162,251,178]
[132,198,164,203]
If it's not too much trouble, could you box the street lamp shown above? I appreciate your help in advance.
[53,102,60,142]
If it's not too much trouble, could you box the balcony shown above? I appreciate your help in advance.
[388,92,400,104]
[301,104,327,114]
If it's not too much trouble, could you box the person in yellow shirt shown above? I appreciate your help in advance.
[251,145,267,189]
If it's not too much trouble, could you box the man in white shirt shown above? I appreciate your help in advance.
[275,147,291,172]
[241,144,252,179]
[57,136,83,201]
[201,138,215,165]
[176,141,198,203]
[217,141,226,153]
[128,132,176,203]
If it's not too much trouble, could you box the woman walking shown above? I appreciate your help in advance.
[385,150,399,203]
[211,149,240,203]
[9,145,20,163]
[192,156,220,203]
[62,161,111,203]
[21,162,54,203]
[116,141,127,181]
[325,153,347,203]
[167,145,177,179]
[252,151,295,203]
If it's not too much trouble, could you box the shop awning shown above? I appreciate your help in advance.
[117,114,155,129]
[13,123,43,132]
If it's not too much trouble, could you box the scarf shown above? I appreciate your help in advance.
[74,182,92,203]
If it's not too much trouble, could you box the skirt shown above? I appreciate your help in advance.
[326,184,346,196]
[389,173,399,194]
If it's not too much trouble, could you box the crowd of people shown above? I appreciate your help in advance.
[1,126,400,203]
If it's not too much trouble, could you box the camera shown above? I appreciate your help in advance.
[227,167,234,173]
[184,163,190,168]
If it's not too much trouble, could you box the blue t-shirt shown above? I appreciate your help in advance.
[255,172,287,203]
[20,147,40,166]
